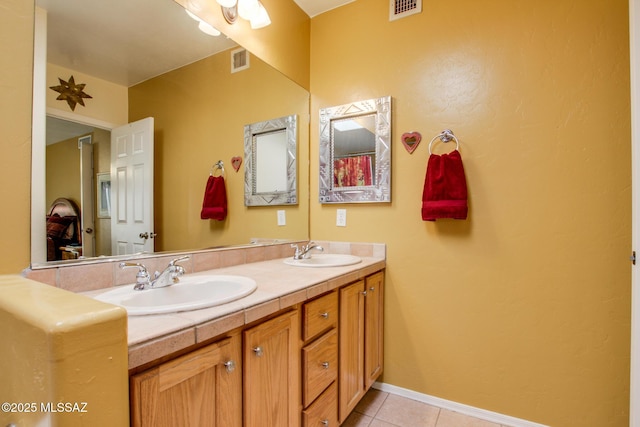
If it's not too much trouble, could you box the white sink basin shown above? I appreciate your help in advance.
[283,254,362,268]
[94,274,257,315]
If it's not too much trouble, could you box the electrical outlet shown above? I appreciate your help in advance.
[336,209,347,227]
[277,210,286,226]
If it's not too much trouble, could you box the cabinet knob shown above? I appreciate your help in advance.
[369,286,375,292]
[321,362,330,369]
[223,360,236,373]
[362,290,367,296]
[321,420,329,426]
[253,346,263,357]
[320,312,329,319]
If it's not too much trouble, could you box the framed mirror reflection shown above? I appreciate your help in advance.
[319,96,392,203]
[244,114,298,206]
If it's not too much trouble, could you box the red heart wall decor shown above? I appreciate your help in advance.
[231,156,242,172]
[401,132,422,154]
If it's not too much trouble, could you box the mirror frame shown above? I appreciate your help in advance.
[319,96,392,204]
[244,114,298,206]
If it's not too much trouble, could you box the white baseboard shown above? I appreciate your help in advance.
[372,382,550,427]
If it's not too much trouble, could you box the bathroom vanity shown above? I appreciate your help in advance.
[98,246,386,426]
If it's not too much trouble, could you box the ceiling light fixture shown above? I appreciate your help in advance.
[217,0,270,28]
[185,8,221,36]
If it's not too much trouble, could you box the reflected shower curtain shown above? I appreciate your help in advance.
[334,155,373,187]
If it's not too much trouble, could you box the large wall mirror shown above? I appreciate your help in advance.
[319,96,392,203]
[244,114,297,206]
[32,0,310,266]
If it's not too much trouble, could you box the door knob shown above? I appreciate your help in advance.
[139,232,149,239]
[84,228,93,234]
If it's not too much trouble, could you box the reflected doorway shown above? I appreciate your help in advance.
[45,116,112,259]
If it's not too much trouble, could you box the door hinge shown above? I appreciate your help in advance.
[632,251,636,265]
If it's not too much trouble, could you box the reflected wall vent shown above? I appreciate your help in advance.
[231,47,250,73]
[389,0,422,21]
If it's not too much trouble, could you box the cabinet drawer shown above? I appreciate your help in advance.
[302,328,338,407]
[302,382,338,427]
[303,291,338,341]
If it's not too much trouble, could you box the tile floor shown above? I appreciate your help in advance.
[342,388,511,427]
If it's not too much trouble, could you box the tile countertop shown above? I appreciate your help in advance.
[84,256,386,370]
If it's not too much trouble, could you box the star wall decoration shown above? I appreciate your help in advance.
[49,75,93,111]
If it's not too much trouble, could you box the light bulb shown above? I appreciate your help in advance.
[216,0,238,7]
[185,9,202,21]
[238,0,259,20]
[198,21,221,36]
[250,2,271,29]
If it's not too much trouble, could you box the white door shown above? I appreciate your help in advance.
[79,135,95,257]
[111,117,155,255]
[631,0,640,424]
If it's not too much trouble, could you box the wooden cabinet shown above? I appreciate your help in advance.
[130,334,242,427]
[129,269,384,427]
[243,310,300,427]
[339,272,384,423]
[301,290,339,427]
[302,382,338,427]
[364,271,384,389]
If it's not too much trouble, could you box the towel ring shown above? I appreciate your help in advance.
[428,129,459,154]
[210,160,225,177]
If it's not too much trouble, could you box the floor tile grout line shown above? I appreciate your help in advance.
[371,391,390,419]
[433,406,442,427]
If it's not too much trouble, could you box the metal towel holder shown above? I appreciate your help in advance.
[210,160,225,177]
[428,129,460,154]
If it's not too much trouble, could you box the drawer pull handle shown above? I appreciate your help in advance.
[321,362,330,369]
[223,360,236,373]
[321,420,329,426]
[320,312,329,319]
[253,346,263,357]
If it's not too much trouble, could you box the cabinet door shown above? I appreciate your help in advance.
[244,310,300,427]
[365,271,384,388]
[339,280,365,423]
[130,335,241,427]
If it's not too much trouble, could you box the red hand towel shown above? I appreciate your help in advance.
[200,175,227,221]
[421,150,468,221]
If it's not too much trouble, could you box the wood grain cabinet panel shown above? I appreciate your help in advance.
[303,290,338,341]
[302,328,338,407]
[130,335,241,427]
[339,272,385,423]
[302,382,338,427]
[243,310,300,427]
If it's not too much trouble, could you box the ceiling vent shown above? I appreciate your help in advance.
[389,0,422,21]
[231,47,250,73]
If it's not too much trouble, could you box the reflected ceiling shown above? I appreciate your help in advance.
[36,0,237,87]
[36,0,353,87]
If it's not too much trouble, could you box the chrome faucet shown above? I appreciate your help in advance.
[291,242,324,260]
[120,255,190,290]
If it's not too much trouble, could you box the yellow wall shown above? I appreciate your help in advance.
[0,0,33,272]
[46,136,82,207]
[310,1,631,426]
[47,63,128,126]
[128,49,309,251]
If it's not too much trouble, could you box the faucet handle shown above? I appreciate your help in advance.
[169,255,190,266]
[119,262,151,290]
